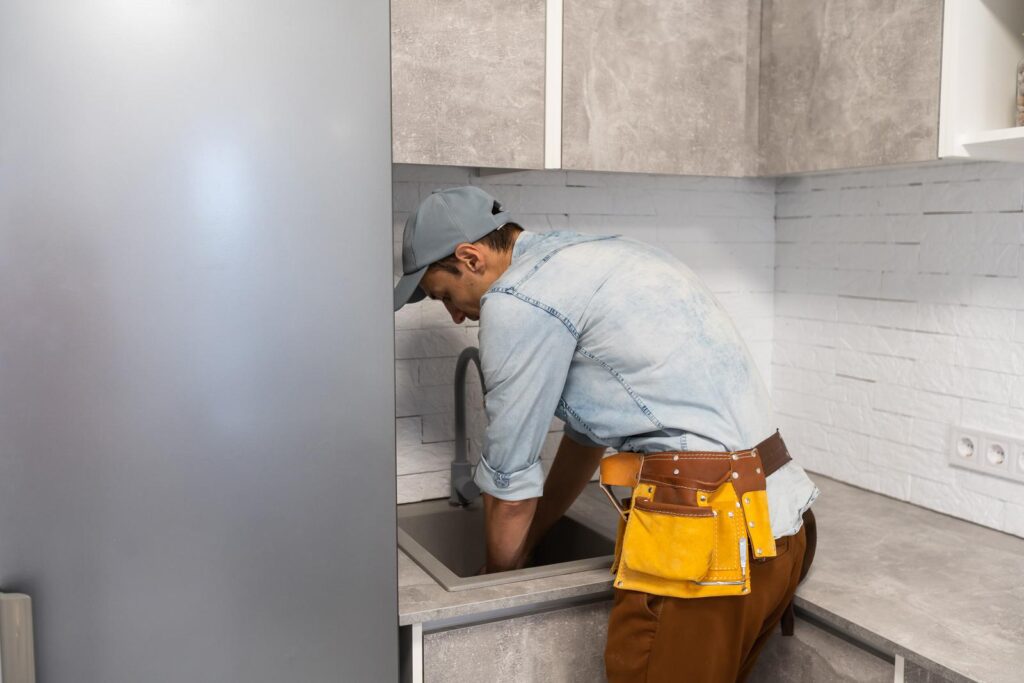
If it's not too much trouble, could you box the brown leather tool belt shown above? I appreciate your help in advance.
[600,429,792,507]
[599,429,793,599]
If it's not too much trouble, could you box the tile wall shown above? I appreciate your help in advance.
[774,160,1024,537]
[392,159,1024,540]
[392,164,777,503]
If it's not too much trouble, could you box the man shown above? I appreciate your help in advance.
[394,186,820,681]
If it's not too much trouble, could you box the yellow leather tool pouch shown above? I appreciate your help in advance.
[600,441,781,600]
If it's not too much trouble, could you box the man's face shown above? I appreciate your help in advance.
[419,264,486,324]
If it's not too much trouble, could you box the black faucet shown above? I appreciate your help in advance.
[451,346,484,506]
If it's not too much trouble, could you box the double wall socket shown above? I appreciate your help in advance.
[948,426,1024,484]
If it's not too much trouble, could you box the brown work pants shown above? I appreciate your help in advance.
[605,510,813,683]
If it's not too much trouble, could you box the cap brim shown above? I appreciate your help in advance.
[393,265,428,311]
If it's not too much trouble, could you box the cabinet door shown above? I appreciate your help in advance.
[391,0,546,169]
[759,0,943,175]
[561,0,761,177]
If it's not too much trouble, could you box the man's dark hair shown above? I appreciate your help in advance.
[428,201,523,276]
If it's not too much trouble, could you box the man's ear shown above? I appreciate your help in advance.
[454,243,484,273]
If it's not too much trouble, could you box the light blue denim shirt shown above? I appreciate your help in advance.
[473,229,819,538]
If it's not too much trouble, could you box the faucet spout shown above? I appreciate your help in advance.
[451,346,484,506]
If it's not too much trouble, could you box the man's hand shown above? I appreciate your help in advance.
[481,494,538,573]
[479,434,607,574]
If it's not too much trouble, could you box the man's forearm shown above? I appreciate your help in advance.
[482,493,538,572]
[523,434,607,555]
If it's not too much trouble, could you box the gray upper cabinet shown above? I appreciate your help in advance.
[392,0,952,177]
[758,0,944,175]
[561,0,761,177]
[391,0,546,169]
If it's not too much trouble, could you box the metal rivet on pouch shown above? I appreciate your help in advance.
[727,511,734,518]
[647,487,653,493]
[749,521,755,527]
[744,496,750,504]
[756,548,763,555]
[755,467,761,474]
[742,587,748,593]
[617,581,622,586]
[699,494,707,502]
[712,510,718,516]
[731,472,739,479]
[731,454,738,460]
[673,455,679,461]
[673,468,679,475]
[735,502,741,508]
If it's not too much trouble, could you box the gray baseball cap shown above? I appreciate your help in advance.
[393,185,511,311]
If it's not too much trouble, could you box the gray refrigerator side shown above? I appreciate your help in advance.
[0,1,398,682]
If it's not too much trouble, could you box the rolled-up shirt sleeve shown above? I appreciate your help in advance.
[473,292,577,501]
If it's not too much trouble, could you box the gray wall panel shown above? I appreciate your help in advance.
[759,0,943,174]
[391,0,546,169]
[562,0,760,177]
[0,1,397,681]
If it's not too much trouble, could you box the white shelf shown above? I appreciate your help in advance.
[959,126,1024,162]
[938,0,1024,159]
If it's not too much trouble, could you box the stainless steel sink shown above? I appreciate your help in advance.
[397,496,616,591]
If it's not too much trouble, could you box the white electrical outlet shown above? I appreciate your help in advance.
[981,437,1010,472]
[949,426,1024,485]
[1014,443,1024,482]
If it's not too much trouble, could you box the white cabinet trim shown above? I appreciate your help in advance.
[938,0,1024,159]
[544,0,563,169]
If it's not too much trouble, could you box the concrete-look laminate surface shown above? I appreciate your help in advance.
[797,477,1024,683]
[423,602,610,682]
[400,475,1024,682]
[391,0,545,169]
[398,485,619,626]
[561,0,761,176]
[749,617,894,683]
[759,0,943,175]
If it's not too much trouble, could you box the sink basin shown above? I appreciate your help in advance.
[397,498,616,591]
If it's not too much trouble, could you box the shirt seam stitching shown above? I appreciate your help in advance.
[574,344,665,431]
[497,234,619,291]
[487,290,665,433]
[558,399,598,438]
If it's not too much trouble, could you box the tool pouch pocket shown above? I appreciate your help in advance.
[620,499,715,581]
[611,484,751,599]
[601,448,773,599]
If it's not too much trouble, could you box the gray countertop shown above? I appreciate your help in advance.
[794,476,1024,683]
[398,474,1024,683]
[397,482,619,627]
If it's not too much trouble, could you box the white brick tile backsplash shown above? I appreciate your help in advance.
[394,328,473,360]
[969,275,1024,309]
[867,437,957,485]
[393,160,1024,538]
[776,160,1024,538]
[922,179,1024,213]
[955,338,1023,374]
[917,304,1014,339]
[471,169,569,187]
[394,164,778,505]
[1012,377,1024,409]
[836,297,917,327]
[1004,502,1024,537]
[392,181,420,213]
[907,417,950,452]
[393,164,472,183]
[872,384,961,424]
[958,468,1024,504]
[908,361,964,396]
[961,399,1024,437]
[908,477,1005,529]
